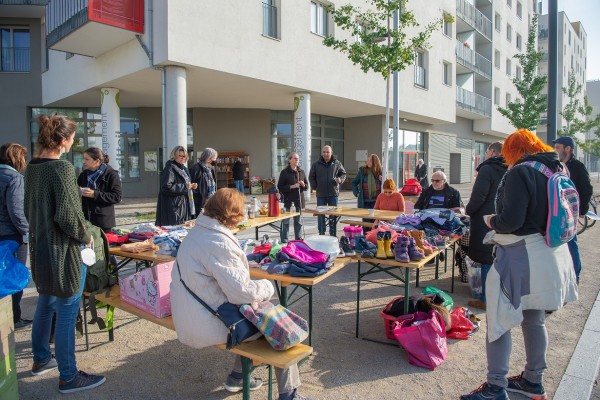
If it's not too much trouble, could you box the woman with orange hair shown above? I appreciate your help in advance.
[462,129,578,400]
[374,178,405,212]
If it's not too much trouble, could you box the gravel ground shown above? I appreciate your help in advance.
[13,184,600,400]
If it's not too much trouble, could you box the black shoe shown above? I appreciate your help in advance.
[14,318,33,329]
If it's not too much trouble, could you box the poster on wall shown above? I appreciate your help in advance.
[144,151,158,172]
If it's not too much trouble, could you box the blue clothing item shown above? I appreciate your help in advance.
[0,164,28,238]
[246,253,268,263]
[32,264,86,382]
[480,263,492,304]
[317,196,338,236]
[234,180,244,194]
[281,213,303,242]
[567,234,581,280]
[287,263,328,278]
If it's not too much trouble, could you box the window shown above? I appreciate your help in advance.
[443,61,452,86]
[516,2,522,18]
[262,0,278,38]
[443,15,452,37]
[310,1,328,36]
[0,26,30,72]
[494,87,500,105]
[495,13,501,32]
[568,30,571,45]
[507,0,512,8]
[414,50,426,88]
[506,93,512,107]
[494,49,501,69]
[516,66,522,80]
[516,34,522,50]
[506,58,511,76]
[506,24,512,42]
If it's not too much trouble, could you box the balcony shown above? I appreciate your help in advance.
[1,46,29,72]
[456,87,491,118]
[262,2,278,38]
[46,0,144,57]
[414,66,426,88]
[456,0,492,41]
[455,41,492,79]
[0,0,48,4]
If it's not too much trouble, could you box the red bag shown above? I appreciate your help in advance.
[446,306,477,340]
[365,224,399,245]
[252,243,273,255]
[392,311,448,370]
[400,179,422,195]
[105,232,130,244]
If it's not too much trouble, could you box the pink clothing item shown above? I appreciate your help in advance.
[375,192,405,212]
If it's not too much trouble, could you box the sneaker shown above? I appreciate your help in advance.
[58,370,106,394]
[506,373,547,399]
[279,388,316,400]
[340,237,356,257]
[224,374,263,393]
[461,383,509,400]
[360,249,375,258]
[31,355,58,376]
[14,318,33,329]
[338,241,346,257]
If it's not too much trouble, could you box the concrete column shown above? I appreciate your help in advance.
[164,66,187,164]
[100,88,121,170]
[293,93,311,202]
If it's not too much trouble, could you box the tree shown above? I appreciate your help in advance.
[322,0,450,180]
[558,71,600,157]
[497,14,547,131]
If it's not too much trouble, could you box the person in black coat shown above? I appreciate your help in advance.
[232,158,245,194]
[190,147,218,213]
[465,142,506,308]
[77,147,122,232]
[414,171,462,210]
[155,146,197,226]
[277,152,307,242]
[415,159,428,188]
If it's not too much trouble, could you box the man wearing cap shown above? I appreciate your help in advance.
[553,136,593,282]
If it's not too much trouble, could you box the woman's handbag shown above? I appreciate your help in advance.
[392,310,448,370]
[240,301,309,350]
[174,261,258,349]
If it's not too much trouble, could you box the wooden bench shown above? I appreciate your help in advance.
[83,286,312,400]
[339,219,375,229]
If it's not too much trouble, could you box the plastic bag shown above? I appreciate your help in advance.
[422,286,453,311]
[446,306,479,340]
[0,240,30,298]
[392,311,447,370]
[467,257,482,299]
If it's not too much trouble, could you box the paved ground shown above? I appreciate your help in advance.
[12,179,600,399]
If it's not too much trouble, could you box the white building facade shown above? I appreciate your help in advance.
[0,0,535,197]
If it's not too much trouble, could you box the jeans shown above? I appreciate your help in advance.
[32,264,86,382]
[232,356,300,395]
[480,263,492,304]
[567,234,581,280]
[317,196,338,236]
[486,309,547,388]
[234,180,244,194]
[280,209,303,242]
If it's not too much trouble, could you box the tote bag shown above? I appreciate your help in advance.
[392,310,448,370]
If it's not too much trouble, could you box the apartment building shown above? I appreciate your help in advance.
[0,0,534,197]
[537,11,587,144]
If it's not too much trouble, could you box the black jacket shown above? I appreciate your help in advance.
[465,156,507,264]
[156,160,194,226]
[308,156,347,198]
[414,183,462,210]
[189,161,216,212]
[490,152,561,236]
[77,164,122,231]
[232,160,245,181]
[0,165,28,239]
[277,165,307,209]
[565,156,593,215]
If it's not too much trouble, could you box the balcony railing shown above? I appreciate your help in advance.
[414,66,426,88]
[0,47,30,72]
[0,0,48,4]
[455,41,492,79]
[46,0,88,46]
[262,2,278,38]
[456,87,492,117]
[456,0,492,41]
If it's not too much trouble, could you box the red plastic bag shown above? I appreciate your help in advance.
[392,311,448,370]
[446,306,477,340]
[400,179,423,195]
[366,224,399,245]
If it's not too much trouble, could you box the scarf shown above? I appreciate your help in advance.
[86,163,107,189]
[171,162,196,217]
[202,162,216,198]
[366,170,377,199]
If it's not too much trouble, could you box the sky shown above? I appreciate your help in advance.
[540,0,600,81]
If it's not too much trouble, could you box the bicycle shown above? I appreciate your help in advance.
[576,194,598,235]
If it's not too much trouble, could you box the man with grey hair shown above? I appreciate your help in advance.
[190,147,218,214]
[414,170,462,210]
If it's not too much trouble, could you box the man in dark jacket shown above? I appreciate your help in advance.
[465,142,506,309]
[414,171,462,210]
[553,136,593,282]
[308,145,346,236]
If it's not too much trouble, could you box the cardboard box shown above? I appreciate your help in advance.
[118,261,174,318]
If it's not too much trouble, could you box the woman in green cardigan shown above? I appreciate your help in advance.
[351,154,383,230]
[25,114,106,394]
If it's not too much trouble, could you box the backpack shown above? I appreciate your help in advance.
[521,161,579,247]
[400,179,422,195]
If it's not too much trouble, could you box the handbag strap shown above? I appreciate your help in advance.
[174,260,224,323]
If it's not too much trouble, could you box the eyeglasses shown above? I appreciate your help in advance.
[177,154,186,158]
[431,179,443,183]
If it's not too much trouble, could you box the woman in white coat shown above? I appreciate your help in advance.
[170,188,313,400]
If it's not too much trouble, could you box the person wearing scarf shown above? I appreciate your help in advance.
[352,154,383,231]
[77,147,122,232]
[190,147,218,213]
[155,146,197,226]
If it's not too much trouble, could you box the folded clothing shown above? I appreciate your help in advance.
[120,239,159,253]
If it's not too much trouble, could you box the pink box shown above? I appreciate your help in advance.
[118,261,174,318]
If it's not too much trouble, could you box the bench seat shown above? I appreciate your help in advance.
[339,219,375,228]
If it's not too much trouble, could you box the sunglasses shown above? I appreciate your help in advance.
[431,179,443,183]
